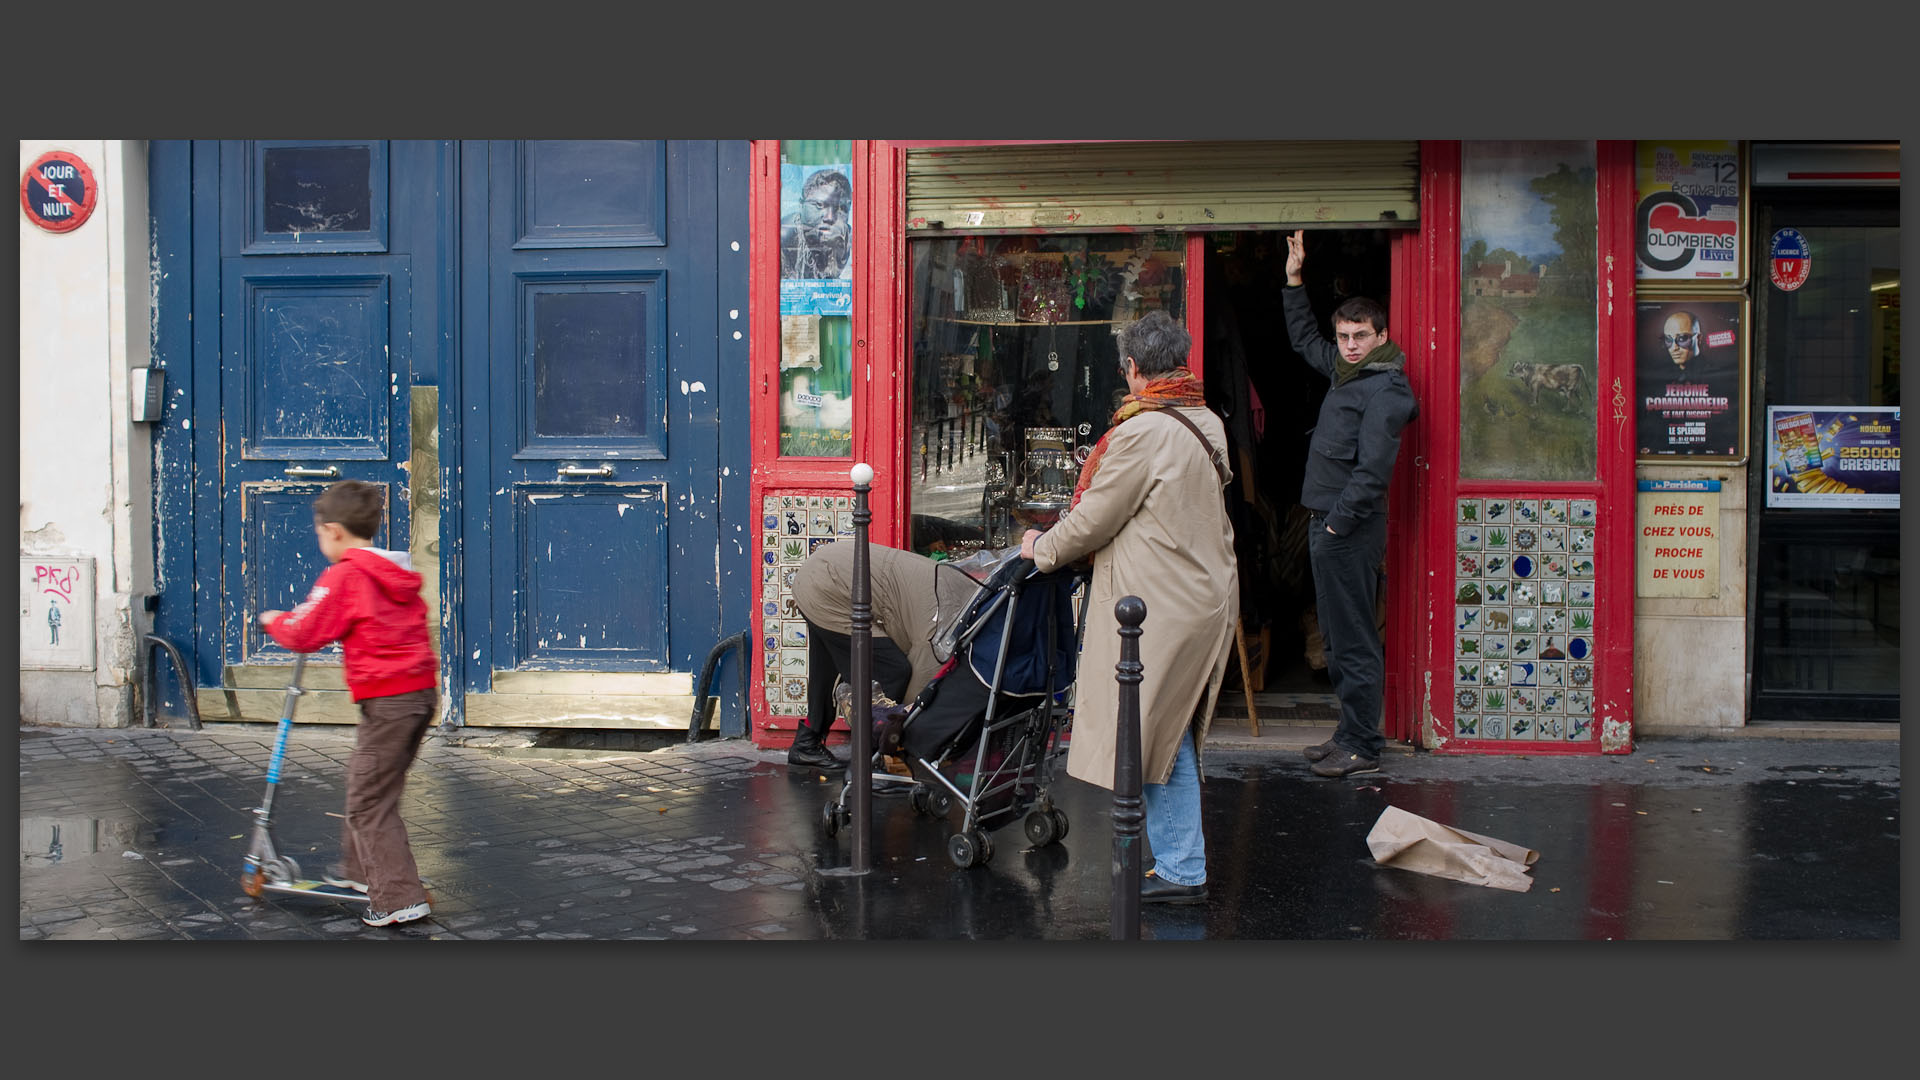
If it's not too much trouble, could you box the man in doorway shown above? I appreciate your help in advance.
[1282,230,1420,778]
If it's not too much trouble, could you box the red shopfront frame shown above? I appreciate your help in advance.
[1414,141,1639,755]
[748,139,1636,755]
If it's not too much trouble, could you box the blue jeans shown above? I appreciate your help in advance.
[1142,731,1206,886]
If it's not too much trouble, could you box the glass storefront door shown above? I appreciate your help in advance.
[1750,188,1899,720]
[904,233,1186,558]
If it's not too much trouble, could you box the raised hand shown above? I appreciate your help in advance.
[1285,229,1306,285]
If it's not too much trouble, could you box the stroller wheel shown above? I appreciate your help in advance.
[821,799,842,838]
[1023,809,1058,847]
[908,784,932,816]
[929,790,954,817]
[947,829,993,869]
[1051,808,1070,841]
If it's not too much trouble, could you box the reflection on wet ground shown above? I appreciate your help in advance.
[18,727,1899,940]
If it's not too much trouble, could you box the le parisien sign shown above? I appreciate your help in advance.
[1636,480,1720,598]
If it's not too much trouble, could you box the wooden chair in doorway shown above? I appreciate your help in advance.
[1228,618,1261,737]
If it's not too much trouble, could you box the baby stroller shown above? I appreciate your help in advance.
[823,548,1087,869]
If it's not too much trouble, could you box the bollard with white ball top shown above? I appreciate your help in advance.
[846,462,874,873]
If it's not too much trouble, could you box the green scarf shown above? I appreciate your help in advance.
[1334,338,1404,387]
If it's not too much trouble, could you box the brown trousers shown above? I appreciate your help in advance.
[341,687,437,910]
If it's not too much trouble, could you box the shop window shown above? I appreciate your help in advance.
[778,140,855,457]
[1458,140,1599,481]
[905,232,1185,559]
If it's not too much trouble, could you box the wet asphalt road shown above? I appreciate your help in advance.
[16,724,1900,940]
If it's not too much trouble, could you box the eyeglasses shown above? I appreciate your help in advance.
[1661,333,1699,347]
[1334,330,1378,345]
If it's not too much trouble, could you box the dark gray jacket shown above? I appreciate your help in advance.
[1282,285,1419,536]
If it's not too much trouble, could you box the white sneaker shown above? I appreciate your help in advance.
[361,901,430,927]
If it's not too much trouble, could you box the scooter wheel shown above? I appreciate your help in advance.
[241,868,266,898]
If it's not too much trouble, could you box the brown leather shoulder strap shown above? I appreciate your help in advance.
[1155,406,1229,485]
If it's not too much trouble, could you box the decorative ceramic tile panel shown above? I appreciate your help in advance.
[759,493,856,717]
[1451,491,1602,744]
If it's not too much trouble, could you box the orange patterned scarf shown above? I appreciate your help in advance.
[1069,367,1206,510]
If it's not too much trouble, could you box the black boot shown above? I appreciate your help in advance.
[787,728,843,770]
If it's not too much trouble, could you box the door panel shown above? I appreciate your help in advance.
[515,272,668,458]
[516,139,667,247]
[240,483,391,658]
[472,140,720,679]
[516,484,669,667]
[215,140,427,667]
[232,267,399,459]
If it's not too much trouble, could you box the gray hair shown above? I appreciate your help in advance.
[1116,310,1192,376]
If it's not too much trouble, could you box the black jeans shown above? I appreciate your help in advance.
[802,619,913,742]
[1307,511,1389,758]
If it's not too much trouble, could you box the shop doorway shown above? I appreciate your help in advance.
[1748,187,1899,721]
[1200,229,1393,696]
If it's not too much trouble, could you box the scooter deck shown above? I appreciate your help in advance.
[260,879,371,904]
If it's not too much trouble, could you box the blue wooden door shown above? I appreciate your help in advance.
[212,140,434,667]
[462,140,723,681]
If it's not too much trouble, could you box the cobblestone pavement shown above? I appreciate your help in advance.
[17,723,1901,940]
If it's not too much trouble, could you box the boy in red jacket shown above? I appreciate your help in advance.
[260,480,439,928]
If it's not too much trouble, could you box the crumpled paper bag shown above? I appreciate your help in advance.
[1365,805,1539,893]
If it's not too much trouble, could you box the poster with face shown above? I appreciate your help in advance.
[778,163,854,318]
[1635,297,1747,461]
[777,156,855,455]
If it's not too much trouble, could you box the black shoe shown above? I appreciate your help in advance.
[1311,751,1381,778]
[1301,739,1339,763]
[787,739,844,770]
[1141,869,1209,905]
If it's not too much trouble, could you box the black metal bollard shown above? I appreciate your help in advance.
[848,462,875,874]
[1111,595,1145,940]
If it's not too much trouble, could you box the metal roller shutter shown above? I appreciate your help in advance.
[906,141,1420,232]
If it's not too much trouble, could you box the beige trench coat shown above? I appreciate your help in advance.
[791,540,981,702]
[1032,406,1238,789]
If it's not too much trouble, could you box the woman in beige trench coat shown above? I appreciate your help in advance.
[1021,311,1237,903]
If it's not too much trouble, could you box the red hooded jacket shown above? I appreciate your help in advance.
[266,547,438,701]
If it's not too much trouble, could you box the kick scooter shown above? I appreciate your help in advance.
[241,655,369,905]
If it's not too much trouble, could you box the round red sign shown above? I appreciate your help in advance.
[20,150,98,233]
